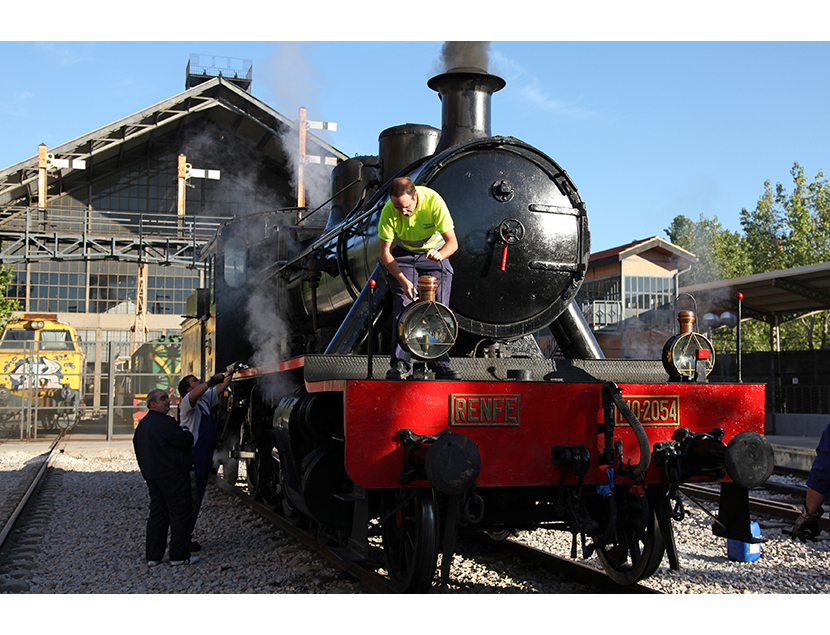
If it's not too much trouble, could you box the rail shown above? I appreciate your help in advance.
[209,474,398,593]
[0,439,61,551]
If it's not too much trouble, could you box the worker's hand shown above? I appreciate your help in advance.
[791,505,823,542]
[402,278,418,301]
[206,373,225,388]
[227,360,247,373]
[425,248,443,262]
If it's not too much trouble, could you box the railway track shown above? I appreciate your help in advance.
[0,440,61,552]
[679,479,829,531]
[212,474,660,593]
[0,440,65,593]
[209,473,399,593]
[461,533,660,593]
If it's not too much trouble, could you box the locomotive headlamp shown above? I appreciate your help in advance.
[28,320,45,330]
[397,276,458,361]
[662,310,715,379]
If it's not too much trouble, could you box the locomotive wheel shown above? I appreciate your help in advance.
[258,451,282,507]
[246,447,263,501]
[381,488,440,593]
[595,507,665,585]
[277,465,308,527]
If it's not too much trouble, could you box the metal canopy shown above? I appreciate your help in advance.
[0,77,348,207]
[679,261,830,325]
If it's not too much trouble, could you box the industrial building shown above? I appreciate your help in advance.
[0,55,345,416]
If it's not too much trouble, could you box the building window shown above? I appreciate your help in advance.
[148,264,201,316]
[624,275,675,324]
[28,261,87,313]
[4,265,27,309]
[89,261,136,314]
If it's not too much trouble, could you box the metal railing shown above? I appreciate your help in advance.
[580,300,623,331]
[777,385,830,415]
[0,340,183,441]
[0,205,225,265]
[187,54,253,81]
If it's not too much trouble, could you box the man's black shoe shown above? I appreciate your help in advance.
[386,361,410,380]
[189,540,202,552]
[433,366,461,380]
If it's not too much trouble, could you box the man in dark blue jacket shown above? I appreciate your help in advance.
[791,421,830,542]
[133,388,197,566]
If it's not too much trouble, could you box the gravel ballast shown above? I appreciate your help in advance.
[1,445,828,595]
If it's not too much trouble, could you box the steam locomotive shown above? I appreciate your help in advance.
[182,63,774,591]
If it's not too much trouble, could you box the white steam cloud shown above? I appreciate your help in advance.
[263,42,335,221]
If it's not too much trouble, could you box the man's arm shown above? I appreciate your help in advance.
[425,229,458,262]
[186,372,232,407]
[380,240,417,300]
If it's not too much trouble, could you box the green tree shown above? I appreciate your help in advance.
[741,162,830,272]
[0,264,20,330]
[664,162,830,352]
[739,162,830,350]
[665,213,749,285]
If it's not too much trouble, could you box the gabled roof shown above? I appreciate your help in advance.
[590,236,698,269]
[680,261,830,324]
[0,77,348,207]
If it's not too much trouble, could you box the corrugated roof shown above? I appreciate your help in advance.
[680,261,830,324]
[0,77,348,207]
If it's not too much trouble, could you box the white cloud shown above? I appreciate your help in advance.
[491,50,601,119]
[2,91,35,117]
[34,42,86,67]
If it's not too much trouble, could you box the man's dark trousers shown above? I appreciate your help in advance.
[146,473,192,562]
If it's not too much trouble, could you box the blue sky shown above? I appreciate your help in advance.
[2,7,829,254]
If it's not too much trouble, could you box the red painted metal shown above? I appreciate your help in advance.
[334,379,765,490]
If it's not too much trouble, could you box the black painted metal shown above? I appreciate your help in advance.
[724,431,775,489]
[550,302,605,359]
[427,67,505,154]
[378,124,439,185]
[420,138,590,339]
[324,263,389,355]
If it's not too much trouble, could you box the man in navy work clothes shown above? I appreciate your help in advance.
[378,176,460,380]
[133,389,197,566]
[178,370,233,549]
[791,421,830,541]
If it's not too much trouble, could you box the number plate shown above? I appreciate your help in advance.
[615,395,680,426]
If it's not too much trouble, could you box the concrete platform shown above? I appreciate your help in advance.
[766,435,819,472]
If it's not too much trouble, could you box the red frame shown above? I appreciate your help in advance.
[312,377,765,490]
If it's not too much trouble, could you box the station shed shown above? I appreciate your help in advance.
[0,55,347,427]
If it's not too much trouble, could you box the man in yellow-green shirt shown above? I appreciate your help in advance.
[378,176,460,380]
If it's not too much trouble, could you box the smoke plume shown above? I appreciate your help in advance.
[441,41,491,72]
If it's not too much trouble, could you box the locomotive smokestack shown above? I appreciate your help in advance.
[427,45,505,154]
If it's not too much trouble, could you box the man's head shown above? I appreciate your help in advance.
[146,389,171,414]
[389,177,418,217]
[178,374,200,397]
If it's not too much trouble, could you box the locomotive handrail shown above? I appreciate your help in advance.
[278,201,382,273]
[277,158,432,274]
